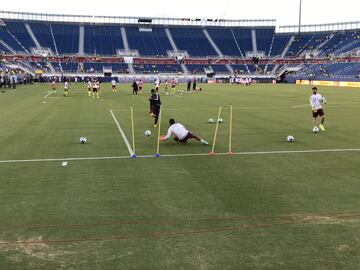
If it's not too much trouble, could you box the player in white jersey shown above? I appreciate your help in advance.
[160,119,209,145]
[64,81,69,97]
[155,78,160,92]
[310,87,326,131]
[87,79,92,97]
[92,80,100,99]
[111,78,117,92]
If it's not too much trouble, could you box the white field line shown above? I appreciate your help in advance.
[293,104,308,108]
[109,109,135,157]
[43,91,52,99]
[112,106,291,112]
[0,148,359,164]
[111,102,360,112]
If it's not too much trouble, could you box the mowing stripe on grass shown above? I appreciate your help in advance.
[0,148,360,164]
[109,109,135,157]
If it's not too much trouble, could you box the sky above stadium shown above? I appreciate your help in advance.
[3,0,359,26]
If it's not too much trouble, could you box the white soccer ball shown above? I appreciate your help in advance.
[145,130,151,136]
[287,135,295,142]
[80,137,87,144]
[218,118,223,123]
[208,118,215,124]
[313,127,320,133]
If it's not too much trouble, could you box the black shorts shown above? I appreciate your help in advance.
[93,88,98,92]
[151,105,160,114]
[313,109,325,118]
[174,132,195,143]
[112,85,116,89]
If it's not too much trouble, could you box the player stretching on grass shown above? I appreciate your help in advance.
[160,119,209,145]
[310,87,326,131]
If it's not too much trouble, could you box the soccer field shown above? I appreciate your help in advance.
[0,82,360,269]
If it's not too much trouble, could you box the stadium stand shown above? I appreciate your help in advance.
[0,11,359,82]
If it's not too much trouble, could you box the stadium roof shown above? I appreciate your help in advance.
[1,10,360,33]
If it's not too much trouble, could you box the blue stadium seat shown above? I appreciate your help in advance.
[170,27,216,57]
[256,28,275,54]
[207,28,241,57]
[270,35,291,56]
[28,22,56,52]
[0,28,25,52]
[84,25,124,56]
[4,20,35,51]
[126,26,172,57]
[51,24,79,54]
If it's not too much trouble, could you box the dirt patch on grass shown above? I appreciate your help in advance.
[0,236,75,263]
[290,214,360,225]
[337,244,350,252]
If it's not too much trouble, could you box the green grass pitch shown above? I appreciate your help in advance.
[0,82,360,269]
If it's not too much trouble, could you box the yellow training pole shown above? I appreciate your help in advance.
[209,106,222,156]
[227,104,233,155]
[155,106,162,157]
[130,105,136,158]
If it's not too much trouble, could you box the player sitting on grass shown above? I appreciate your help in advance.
[310,87,326,131]
[160,119,209,145]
